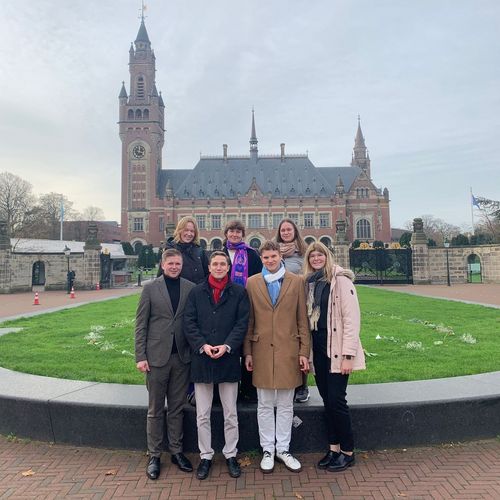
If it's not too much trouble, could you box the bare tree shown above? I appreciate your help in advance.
[0,172,36,236]
[79,206,106,221]
[406,215,461,245]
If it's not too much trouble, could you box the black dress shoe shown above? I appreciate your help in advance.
[317,450,340,469]
[196,459,212,480]
[171,452,193,473]
[226,457,241,478]
[146,456,161,480]
[327,452,355,472]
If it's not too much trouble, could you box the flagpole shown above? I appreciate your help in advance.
[60,197,64,241]
[470,187,475,235]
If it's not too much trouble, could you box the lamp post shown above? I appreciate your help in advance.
[63,245,71,293]
[444,239,451,287]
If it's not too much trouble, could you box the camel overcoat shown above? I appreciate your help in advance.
[244,271,310,390]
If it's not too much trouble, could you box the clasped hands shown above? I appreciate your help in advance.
[202,344,228,359]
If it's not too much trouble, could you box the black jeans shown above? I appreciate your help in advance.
[313,329,354,451]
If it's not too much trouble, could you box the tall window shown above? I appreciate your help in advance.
[356,219,371,239]
[303,213,314,228]
[137,76,145,99]
[196,215,206,229]
[133,217,144,232]
[159,216,164,232]
[211,215,222,230]
[225,214,237,224]
[319,213,330,228]
[288,213,299,225]
[272,213,283,228]
[248,214,261,228]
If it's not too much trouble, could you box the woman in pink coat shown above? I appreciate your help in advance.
[303,242,365,472]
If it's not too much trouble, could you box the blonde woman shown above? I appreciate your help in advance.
[303,242,365,472]
[163,216,208,284]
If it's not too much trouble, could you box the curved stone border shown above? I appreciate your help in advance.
[1,367,499,451]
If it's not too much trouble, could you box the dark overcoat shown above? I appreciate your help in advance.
[157,241,209,284]
[183,279,250,384]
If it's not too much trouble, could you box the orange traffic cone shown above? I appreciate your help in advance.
[70,287,75,299]
[33,292,40,305]
[96,282,100,291]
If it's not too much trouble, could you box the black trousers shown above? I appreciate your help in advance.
[313,329,354,451]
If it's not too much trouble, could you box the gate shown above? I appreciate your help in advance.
[349,248,413,284]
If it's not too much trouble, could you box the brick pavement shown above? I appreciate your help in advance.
[1,436,499,499]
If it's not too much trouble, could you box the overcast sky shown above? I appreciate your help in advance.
[1,0,499,230]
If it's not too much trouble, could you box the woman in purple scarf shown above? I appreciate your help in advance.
[223,220,262,402]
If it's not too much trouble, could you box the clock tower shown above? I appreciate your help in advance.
[118,15,165,247]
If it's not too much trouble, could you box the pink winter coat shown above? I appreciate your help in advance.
[324,266,366,373]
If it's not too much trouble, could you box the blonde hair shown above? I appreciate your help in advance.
[303,241,335,283]
[173,216,200,245]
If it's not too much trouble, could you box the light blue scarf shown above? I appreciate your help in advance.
[262,262,286,306]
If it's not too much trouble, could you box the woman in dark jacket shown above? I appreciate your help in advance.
[222,219,262,401]
[158,216,208,284]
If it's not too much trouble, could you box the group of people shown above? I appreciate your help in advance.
[135,217,365,481]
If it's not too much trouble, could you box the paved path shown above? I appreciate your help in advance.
[369,283,500,308]
[0,287,143,322]
[0,436,498,499]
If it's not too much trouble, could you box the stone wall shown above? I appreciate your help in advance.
[427,245,500,284]
[4,252,86,293]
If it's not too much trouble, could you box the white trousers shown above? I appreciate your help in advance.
[256,388,294,454]
[194,382,239,460]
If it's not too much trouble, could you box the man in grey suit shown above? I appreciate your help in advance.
[135,248,196,480]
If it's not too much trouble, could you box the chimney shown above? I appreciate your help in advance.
[223,144,228,163]
[280,143,285,162]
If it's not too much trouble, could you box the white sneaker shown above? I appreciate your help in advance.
[276,450,302,472]
[260,451,275,473]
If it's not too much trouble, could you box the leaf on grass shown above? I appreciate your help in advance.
[238,456,252,467]
[105,469,117,476]
[21,469,35,477]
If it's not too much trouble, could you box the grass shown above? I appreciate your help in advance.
[0,287,498,385]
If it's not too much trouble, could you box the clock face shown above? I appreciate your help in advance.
[132,144,146,159]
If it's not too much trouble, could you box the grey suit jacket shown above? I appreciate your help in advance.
[135,276,195,367]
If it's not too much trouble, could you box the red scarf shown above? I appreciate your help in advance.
[208,274,228,304]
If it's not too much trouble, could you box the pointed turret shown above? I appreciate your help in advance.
[159,91,165,108]
[135,18,151,45]
[119,81,128,99]
[336,174,345,195]
[351,115,371,178]
[249,109,258,160]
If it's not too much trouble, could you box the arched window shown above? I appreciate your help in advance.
[32,261,45,286]
[135,109,142,120]
[211,238,222,250]
[467,254,482,283]
[356,219,371,239]
[320,237,332,248]
[143,109,149,120]
[127,109,134,120]
[199,239,207,250]
[133,241,143,255]
[137,76,145,99]
[249,237,261,250]
[304,236,316,245]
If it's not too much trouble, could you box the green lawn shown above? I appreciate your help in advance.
[0,287,498,385]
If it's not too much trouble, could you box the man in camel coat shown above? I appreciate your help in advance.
[244,240,310,474]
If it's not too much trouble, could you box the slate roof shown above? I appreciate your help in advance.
[135,19,150,44]
[157,156,362,199]
[10,239,128,258]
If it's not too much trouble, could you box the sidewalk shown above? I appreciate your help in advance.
[0,286,143,322]
[0,436,498,499]
[369,283,500,308]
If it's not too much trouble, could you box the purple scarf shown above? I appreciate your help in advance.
[226,241,250,287]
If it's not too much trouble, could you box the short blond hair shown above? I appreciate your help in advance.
[173,216,200,245]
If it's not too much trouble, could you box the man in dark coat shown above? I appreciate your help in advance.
[135,248,195,480]
[184,251,250,480]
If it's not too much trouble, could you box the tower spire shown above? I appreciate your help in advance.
[249,108,258,160]
[351,115,371,178]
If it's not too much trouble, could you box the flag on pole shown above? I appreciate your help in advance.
[471,193,480,209]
